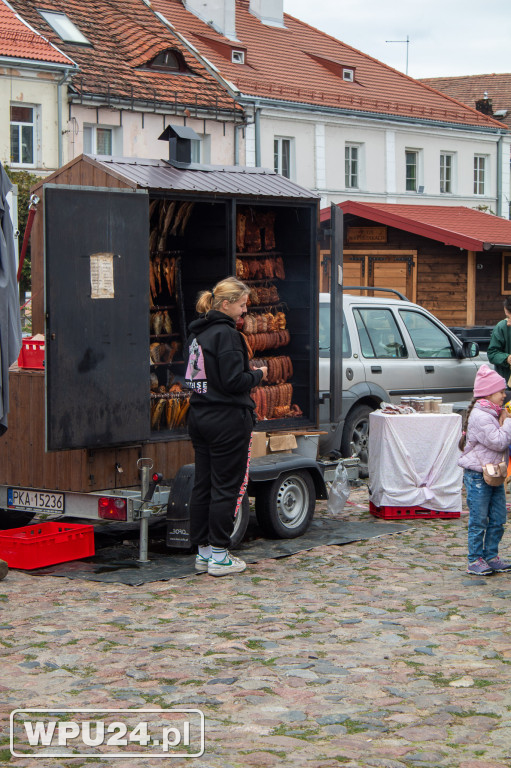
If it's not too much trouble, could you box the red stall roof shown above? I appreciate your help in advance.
[321,201,511,251]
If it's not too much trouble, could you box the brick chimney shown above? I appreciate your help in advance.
[475,91,493,116]
[249,0,284,27]
[184,0,237,39]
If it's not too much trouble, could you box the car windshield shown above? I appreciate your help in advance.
[319,304,350,358]
[399,310,456,358]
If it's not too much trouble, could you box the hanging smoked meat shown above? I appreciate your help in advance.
[236,212,247,252]
[244,213,262,252]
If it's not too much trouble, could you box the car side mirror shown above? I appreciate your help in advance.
[461,340,479,358]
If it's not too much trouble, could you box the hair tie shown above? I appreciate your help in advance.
[462,430,466,436]
[211,290,215,299]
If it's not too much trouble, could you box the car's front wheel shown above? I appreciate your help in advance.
[341,404,374,478]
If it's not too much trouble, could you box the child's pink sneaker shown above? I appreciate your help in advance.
[487,556,511,572]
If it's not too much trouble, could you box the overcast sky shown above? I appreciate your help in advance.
[283,0,511,80]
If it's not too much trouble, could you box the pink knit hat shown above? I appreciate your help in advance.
[473,364,507,397]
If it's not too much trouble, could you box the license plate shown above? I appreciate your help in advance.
[7,488,65,513]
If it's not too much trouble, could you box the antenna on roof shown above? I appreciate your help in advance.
[385,34,410,75]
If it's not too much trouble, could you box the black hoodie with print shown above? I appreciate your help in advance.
[185,310,263,411]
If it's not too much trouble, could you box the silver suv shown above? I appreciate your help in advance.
[319,290,482,475]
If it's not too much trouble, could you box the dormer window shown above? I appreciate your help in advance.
[38,9,90,45]
[306,53,356,83]
[232,50,245,64]
[147,49,188,73]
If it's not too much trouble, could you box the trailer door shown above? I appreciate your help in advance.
[45,185,150,451]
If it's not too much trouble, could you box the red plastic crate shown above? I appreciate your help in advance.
[18,337,45,369]
[369,501,460,520]
[0,522,95,569]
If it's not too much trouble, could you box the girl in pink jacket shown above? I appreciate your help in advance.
[459,365,511,575]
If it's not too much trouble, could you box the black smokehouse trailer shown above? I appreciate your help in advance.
[0,136,350,550]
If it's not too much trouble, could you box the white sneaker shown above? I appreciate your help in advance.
[207,553,246,577]
[194,554,210,573]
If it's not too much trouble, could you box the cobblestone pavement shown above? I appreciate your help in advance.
[1,483,511,768]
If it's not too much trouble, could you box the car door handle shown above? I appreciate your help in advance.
[371,366,382,373]
[424,365,435,373]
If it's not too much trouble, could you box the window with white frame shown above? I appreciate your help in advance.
[440,152,454,194]
[191,134,211,164]
[83,125,122,156]
[345,144,360,188]
[405,150,418,192]
[474,155,486,195]
[10,104,37,166]
[274,137,293,179]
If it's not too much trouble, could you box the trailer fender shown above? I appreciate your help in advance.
[248,454,327,500]
[166,463,252,549]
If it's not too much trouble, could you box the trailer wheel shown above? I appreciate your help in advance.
[0,508,36,529]
[341,404,373,478]
[255,471,315,538]
[230,493,251,549]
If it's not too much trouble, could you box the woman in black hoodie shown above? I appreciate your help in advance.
[185,277,267,576]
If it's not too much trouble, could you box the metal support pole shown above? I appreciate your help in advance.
[137,458,153,563]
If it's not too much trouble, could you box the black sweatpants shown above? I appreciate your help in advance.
[188,405,252,548]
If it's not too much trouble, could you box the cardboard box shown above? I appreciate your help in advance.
[251,431,268,458]
[268,433,297,453]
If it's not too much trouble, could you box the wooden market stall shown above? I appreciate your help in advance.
[320,201,511,330]
[0,144,320,495]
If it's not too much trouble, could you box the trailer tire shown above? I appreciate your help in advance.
[0,508,37,529]
[230,493,251,549]
[255,470,315,539]
[341,404,373,478]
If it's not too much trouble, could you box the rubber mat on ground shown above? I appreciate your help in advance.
[27,517,411,585]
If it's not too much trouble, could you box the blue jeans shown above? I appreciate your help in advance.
[463,469,507,562]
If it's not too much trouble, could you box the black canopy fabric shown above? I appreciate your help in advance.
[0,163,22,436]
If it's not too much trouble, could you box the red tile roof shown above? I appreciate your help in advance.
[151,0,507,130]
[0,0,72,65]
[7,0,241,112]
[420,74,511,130]
[320,201,511,251]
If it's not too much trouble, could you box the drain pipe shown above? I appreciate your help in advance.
[234,115,256,165]
[496,134,503,217]
[57,68,72,167]
[254,105,261,167]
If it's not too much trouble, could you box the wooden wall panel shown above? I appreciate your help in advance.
[474,252,505,326]
[343,260,364,293]
[0,370,195,493]
[412,250,467,326]
[0,370,88,490]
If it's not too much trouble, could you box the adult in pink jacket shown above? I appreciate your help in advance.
[459,365,511,575]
